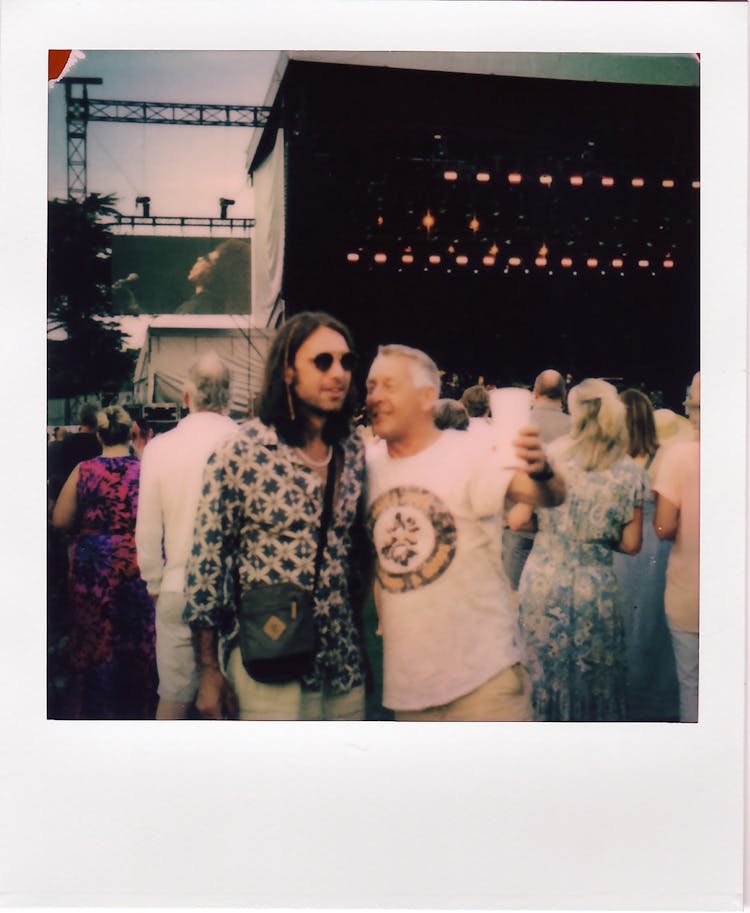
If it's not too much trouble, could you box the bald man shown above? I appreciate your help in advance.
[503,369,572,592]
[530,369,572,443]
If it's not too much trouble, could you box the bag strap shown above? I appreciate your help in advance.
[312,449,337,595]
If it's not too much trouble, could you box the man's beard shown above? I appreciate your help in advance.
[297,399,341,420]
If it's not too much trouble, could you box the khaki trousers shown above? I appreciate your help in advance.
[394,663,532,722]
[227,648,365,721]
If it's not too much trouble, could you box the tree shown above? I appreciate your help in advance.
[48,193,136,398]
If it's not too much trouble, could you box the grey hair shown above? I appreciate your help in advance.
[433,398,469,430]
[184,351,231,413]
[563,378,628,471]
[375,344,441,396]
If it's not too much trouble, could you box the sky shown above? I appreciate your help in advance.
[48,50,280,223]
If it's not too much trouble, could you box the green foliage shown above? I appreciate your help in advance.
[48,194,135,397]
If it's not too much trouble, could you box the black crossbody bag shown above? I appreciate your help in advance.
[236,454,336,684]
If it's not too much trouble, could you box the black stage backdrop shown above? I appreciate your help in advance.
[270,60,698,409]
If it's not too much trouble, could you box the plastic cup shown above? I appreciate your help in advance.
[488,387,532,468]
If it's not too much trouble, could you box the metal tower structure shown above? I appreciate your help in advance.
[63,77,103,200]
[61,77,271,222]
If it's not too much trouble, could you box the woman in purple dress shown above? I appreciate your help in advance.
[53,406,157,719]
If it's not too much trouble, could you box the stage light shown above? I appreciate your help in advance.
[601,176,615,187]
[402,254,414,264]
[377,215,384,226]
[482,255,496,267]
[374,253,387,264]
[638,259,649,268]
[508,172,522,184]
[663,259,675,269]
[219,198,235,219]
[561,257,573,268]
[429,254,441,265]
[538,243,549,257]
[662,179,675,188]
[632,177,645,188]
[539,174,553,186]
[469,216,480,233]
[692,180,700,189]
[508,257,522,267]
[535,257,547,267]
[612,258,623,268]
[476,172,491,183]
[443,170,458,181]
[586,258,598,268]
[346,253,360,262]
[489,243,499,256]
[422,210,436,232]
[447,245,455,254]
[456,255,469,266]
[569,175,583,187]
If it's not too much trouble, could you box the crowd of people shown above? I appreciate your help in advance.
[47,311,700,723]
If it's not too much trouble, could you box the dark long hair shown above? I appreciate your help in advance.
[258,311,358,447]
[619,388,658,459]
[204,239,251,311]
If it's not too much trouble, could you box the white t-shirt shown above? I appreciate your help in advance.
[366,430,521,711]
[653,439,700,633]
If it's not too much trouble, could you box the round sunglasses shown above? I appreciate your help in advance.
[309,352,357,373]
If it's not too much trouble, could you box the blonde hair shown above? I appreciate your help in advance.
[562,378,627,471]
[96,405,132,446]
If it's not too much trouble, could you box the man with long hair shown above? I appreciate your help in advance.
[184,312,367,720]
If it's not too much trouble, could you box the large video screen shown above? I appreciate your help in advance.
[110,234,250,315]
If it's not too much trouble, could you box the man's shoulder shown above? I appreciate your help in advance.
[365,437,388,467]
[655,439,698,476]
[532,404,571,440]
[215,418,279,458]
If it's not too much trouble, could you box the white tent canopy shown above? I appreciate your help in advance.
[133,315,275,418]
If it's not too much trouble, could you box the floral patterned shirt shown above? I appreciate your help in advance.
[183,419,365,693]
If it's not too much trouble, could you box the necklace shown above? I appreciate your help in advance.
[295,445,333,467]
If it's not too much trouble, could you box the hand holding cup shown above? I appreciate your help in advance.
[512,426,547,476]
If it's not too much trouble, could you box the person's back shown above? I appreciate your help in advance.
[53,403,102,500]
[518,379,647,722]
[530,369,571,443]
[137,410,237,594]
[136,353,237,720]
[531,405,571,444]
[77,456,140,536]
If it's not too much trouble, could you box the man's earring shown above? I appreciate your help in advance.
[285,383,296,421]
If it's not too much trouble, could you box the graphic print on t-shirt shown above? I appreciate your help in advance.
[368,486,457,592]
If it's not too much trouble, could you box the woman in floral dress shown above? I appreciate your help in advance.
[517,379,649,722]
[53,405,157,719]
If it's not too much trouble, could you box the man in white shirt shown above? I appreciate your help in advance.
[365,344,565,721]
[136,352,237,719]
